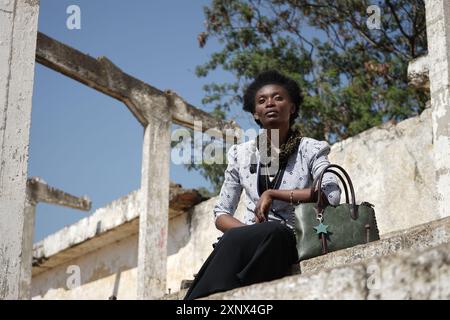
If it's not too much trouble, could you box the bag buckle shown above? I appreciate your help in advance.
[316,213,324,223]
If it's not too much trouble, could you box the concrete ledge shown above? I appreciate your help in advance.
[367,242,450,299]
[160,289,188,300]
[300,216,450,274]
[202,241,450,300]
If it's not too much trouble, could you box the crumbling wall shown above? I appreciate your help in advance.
[32,236,138,300]
[329,108,437,235]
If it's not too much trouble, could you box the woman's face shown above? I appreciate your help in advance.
[253,84,295,129]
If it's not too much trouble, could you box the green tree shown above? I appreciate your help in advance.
[189,0,429,193]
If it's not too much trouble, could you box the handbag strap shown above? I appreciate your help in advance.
[325,169,349,204]
[310,169,349,204]
[314,164,358,220]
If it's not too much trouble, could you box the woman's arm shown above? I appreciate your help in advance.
[266,188,315,204]
[254,188,327,221]
[308,140,341,206]
[213,145,244,233]
[215,214,246,233]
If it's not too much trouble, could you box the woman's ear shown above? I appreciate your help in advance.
[254,113,260,120]
[291,105,296,114]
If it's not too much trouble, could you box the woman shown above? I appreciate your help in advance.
[184,70,341,300]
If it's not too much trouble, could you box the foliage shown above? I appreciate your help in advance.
[189,0,429,193]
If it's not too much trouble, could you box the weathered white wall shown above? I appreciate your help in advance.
[32,235,138,300]
[32,190,141,271]
[0,0,40,300]
[31,190,142,299]
[329,108,437,235]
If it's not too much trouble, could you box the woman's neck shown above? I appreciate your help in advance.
[266,126,290,147]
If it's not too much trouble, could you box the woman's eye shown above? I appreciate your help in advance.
[258,99,265,104]
[275,95,283,101]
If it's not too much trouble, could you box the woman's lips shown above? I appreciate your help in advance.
[265,111,278,117]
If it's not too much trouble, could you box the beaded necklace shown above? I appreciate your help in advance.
[256,127,303,170]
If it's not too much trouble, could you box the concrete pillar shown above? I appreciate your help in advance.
[137,116,171,299]
[0,0,40,299]
[425,0,450,218]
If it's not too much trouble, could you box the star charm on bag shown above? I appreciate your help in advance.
[314,223,329,235]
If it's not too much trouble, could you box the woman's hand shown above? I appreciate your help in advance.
[254,190,273,223]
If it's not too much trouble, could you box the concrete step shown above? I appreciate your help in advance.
[300,216,450,274]
[204,240,450,300]
[160,279,191,300]
[161,289,188,300]
[161,217,450,300]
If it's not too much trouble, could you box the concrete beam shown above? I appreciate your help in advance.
[26,177,91,211]
[407,55,429,89]
[35,32,241,139]
[0,0,40,300]
[166,91,241,140]
[425,0,450,219]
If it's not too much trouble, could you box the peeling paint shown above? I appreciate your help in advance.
[158,227,165,249]
[0,245,11,298]
[435,111,450,138]
[436,167,450,178]
[87,263,112,283]
[24,0,39,7]
[413,162,425,184]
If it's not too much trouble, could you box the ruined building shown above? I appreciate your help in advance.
[1,0,449,299]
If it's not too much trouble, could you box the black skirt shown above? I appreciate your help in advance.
[184,221,298,300]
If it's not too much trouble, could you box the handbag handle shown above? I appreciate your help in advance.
[313,164,358,220]
[325,169,349,204]
[310,169,349,204]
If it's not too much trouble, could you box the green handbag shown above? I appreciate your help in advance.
[293,164,380,262]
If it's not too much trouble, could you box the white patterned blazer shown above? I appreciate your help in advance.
[213,137,341,227]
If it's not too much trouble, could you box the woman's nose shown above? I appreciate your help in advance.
[266,97,275,107]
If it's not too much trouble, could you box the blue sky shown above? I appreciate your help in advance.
[30,0,256,242]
